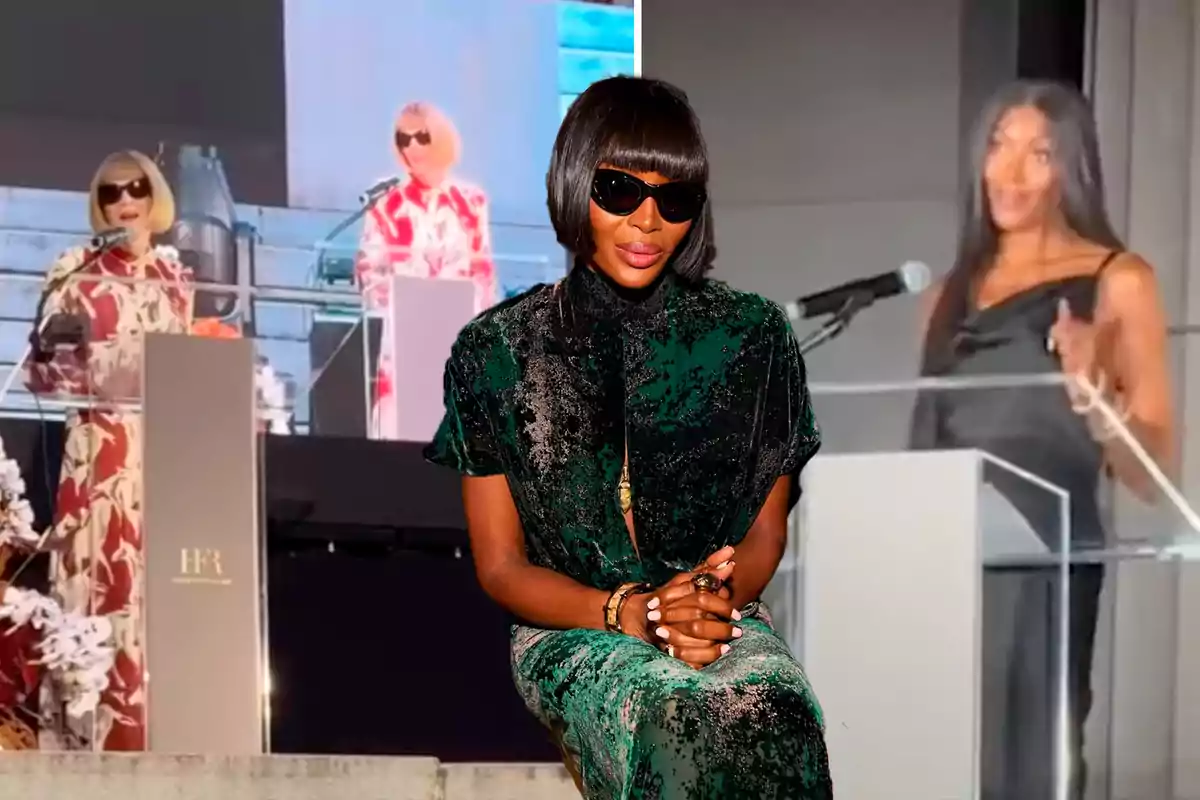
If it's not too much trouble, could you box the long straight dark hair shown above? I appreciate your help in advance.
[920,80,1124,375]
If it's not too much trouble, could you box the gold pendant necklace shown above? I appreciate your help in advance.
[617,460,633,514]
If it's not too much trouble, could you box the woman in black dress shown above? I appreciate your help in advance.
[911,81,1174,799]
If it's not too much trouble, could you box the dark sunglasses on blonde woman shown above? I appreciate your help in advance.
[395,130,432,149]
[97,178,152,206]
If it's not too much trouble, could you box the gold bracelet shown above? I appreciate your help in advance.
[604,582,650,632]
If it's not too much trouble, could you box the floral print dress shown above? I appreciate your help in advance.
[27,244,193,751]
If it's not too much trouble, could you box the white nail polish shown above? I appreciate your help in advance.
[720,644,731,655]
[647,610,661,621]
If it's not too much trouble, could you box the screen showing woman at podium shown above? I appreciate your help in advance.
[355,102,497,441]
[19,150,194,751]
[911,81,1174,799]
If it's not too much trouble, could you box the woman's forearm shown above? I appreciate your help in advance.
[1102,417,1174,503]
[479,560,612,631]
[725,530,787,610]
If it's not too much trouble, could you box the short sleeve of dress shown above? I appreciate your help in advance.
[766,306,821,506]
[424,327,505,476]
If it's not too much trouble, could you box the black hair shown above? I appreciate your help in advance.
[921,80,1124,374]
[546,75,716,282]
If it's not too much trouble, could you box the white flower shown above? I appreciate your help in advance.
[0,441,39,550]
[0,586,116,719]
[255,362,292,436]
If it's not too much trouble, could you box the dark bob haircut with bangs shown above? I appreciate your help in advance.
[546,76,716,282]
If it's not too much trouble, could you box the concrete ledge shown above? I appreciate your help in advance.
[0,752,577,800]
[441,762,577,800]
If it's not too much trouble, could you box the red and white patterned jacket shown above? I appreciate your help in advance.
[355,177,497,315]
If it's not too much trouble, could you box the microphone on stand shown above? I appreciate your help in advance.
[0,229,134,410]
[788,261,933,355]
[786,261,932,322]
[27,233,131,365]
[357,176,401,207]
[90,227,130,250]
[312,177,403,287]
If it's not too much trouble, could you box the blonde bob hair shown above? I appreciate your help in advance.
[393,102,461,173]
[88,149,176,235]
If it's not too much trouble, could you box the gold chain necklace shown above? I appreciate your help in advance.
[617,460,633,514]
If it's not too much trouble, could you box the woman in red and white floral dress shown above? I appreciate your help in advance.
[356,101,496,440]
[26,150,192,751]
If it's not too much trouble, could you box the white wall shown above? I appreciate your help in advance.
[643,1,960,397]
[1092,1,1200,798]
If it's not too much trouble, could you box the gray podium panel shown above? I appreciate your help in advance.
[142,333,264,754]
[387,275,476,442]
[801,450,984,799]
[798,449,1059,800]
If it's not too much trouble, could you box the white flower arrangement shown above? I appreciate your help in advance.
[0,586,113,720]
[0,437,116,727]
[0,441,38,551]
[255,362,292,435]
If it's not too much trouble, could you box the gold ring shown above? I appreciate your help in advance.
[666,644,676,658]
[691,572,722,594]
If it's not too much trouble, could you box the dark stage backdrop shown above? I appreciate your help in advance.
[1017,0,1087,90]
[267,544,556,762]
[0,0,287,206]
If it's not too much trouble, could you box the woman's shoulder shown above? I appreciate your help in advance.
[48,246,89,276]
[449,281,557,364]
[446,179,488,207]
[677,278,791,334]
[1096,250,1155,289]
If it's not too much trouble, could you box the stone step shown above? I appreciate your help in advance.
[0,753,579,800]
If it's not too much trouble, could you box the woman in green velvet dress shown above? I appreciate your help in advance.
[426,76,832,799]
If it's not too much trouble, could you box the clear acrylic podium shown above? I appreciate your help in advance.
[764,372,1200,800]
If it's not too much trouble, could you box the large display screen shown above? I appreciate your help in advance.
[0,0,635,430]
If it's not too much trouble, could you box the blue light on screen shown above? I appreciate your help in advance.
[557,1,636,118]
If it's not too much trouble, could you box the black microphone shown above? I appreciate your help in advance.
[90,227,130,249]
[786,261,932,321]
[358,176,402,207]
[27,235,128,362]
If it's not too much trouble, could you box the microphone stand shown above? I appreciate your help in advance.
[0,244,116,409]
[795,291,874,356]
[312,183,396,285]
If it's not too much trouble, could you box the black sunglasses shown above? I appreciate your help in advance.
[395,129,432,149]
[590,168,706,224]
[97,177,152,206]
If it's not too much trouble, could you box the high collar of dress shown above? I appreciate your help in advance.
[564,260,673,324]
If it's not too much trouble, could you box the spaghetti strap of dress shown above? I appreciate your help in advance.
[1096,250,1123,276]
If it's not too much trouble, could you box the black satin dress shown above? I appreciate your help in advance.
[910,259,1118,800]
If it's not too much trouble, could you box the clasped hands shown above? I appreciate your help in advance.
[618,545,742,669]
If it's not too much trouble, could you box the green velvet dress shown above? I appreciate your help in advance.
[426,263,831,799]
